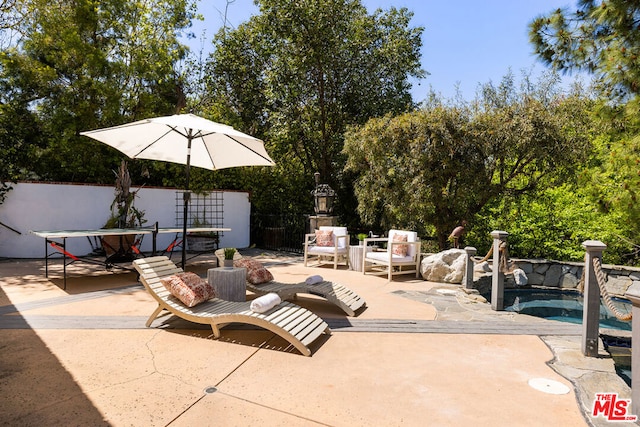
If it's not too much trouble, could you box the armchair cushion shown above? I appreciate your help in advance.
[319,226,348,248]
[391,233,409,256]
[315,229,334,247]
[388,229,418,258]
[307,246,348,255]
[365,251,414,263]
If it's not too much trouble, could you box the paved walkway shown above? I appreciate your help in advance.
[0,251,635,426]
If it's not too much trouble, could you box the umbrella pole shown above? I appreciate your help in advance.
[182,192,189,268]
[182,135,193,269]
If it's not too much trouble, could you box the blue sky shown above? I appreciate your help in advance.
[189,0,582,101]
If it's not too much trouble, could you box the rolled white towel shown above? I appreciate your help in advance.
[305,275,323,285]
[250,293,282,313]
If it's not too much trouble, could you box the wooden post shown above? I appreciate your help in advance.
[625,289,640,418]
[490,231,508,311]
[464,246,477,290]
[581,240,606,357]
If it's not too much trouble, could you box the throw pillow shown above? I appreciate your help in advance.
[161,272,216,307]
[391,233,409,257]
[234,258,274,284]
[315,229,334,247]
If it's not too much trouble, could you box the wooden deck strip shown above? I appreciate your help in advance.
[0,315,151,329]
[324,318,587,335]
[0,315,598,337]
[0,283,143,315]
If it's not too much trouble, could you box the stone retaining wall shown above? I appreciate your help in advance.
[478,258,640,299]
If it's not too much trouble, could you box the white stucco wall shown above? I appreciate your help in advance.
[0,182,250,258]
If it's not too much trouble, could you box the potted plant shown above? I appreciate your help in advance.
[223,248,237,268]
[356,233,368,246]
[101,160,146,261]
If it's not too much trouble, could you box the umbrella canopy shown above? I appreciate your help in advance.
[81,113,274,170]
[81,113,275,267]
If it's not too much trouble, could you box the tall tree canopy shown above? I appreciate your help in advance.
[343,73,594,248]
[530,1,640,262]
[204,0,425,215]
[0,0,196,185]
[0,0,25,40]
[529,0,640,107]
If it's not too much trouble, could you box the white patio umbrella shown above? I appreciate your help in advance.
[81,113,275,267]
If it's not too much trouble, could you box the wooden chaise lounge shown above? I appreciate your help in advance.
[133,256,331,356]
[245,280,366,317]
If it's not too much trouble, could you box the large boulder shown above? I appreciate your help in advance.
[421,249,466,283]
[474,261,491,273]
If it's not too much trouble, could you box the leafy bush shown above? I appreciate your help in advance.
[471,184,635,265]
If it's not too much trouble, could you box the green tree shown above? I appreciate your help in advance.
[344,73,594,248]
[0,101,41,203]
[471,183,633,264]
[0,0,197,184]
[204,0,425,216]
[530,1,640,262]
[529,0,640,108]
[0,0,24,35]
[576,129,640,264]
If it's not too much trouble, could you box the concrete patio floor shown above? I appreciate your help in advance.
[0,250,634,426]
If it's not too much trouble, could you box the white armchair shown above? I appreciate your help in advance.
[362,229,421,281]
[303,226,350,269]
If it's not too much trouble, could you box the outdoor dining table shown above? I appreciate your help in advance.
[30,224,231,289]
